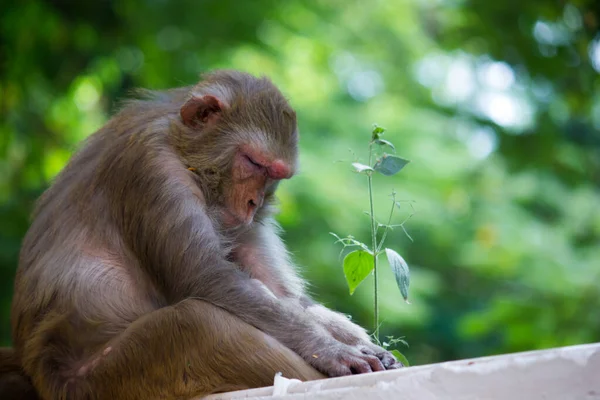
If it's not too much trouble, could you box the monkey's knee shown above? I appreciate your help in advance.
[172,299,273,345]
[172,300,324,383]
[171,299,246,335]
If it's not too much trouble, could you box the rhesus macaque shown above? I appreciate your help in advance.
[0,70,402,400]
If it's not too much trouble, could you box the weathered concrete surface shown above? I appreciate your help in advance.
[201,343,600,400]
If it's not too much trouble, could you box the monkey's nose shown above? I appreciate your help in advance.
[267,160,291,180]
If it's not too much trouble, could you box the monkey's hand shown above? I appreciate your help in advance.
[354,341,404,370]
[335,331,404,371]
[305,339,400,377]
[303,303,404,372]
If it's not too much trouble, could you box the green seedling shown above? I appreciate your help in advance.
[331,124,414,365]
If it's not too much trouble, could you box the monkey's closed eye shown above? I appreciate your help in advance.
[245,155,263,171]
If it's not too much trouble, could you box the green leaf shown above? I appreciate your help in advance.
[385,248,410,302]
[391,350,410,367]
[374,139,395,151]
[352,162,374,174]
[371,124,385,140]
[343,250,375,295]
[373,154,410,176]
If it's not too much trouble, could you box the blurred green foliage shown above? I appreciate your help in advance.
[1,0,599,365]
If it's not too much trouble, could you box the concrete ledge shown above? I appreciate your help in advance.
[202,343,600,400]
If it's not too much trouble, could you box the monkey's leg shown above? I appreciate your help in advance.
[29,299,324,400]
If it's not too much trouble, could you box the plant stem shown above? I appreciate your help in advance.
[367,142,379,340]
[377,195,396,254]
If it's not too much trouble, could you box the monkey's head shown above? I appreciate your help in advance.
[174,70,298,228]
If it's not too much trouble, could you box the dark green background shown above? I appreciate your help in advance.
[1,0,599,365]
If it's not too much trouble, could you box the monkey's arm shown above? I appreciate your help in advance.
[233,222,402,370]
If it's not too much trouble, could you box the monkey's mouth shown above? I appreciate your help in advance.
[221,207,256,228]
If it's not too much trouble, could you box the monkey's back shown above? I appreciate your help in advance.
[10,100,174,352]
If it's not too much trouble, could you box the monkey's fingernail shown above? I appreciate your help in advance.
[187,167,196,172]
[312,354,319,358]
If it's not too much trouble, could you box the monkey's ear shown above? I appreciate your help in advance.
[180,95,224,128]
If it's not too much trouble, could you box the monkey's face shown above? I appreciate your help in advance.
[221,143,293,227]
[178,74,298,228]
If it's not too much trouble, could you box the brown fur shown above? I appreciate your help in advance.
[2,70,400,400]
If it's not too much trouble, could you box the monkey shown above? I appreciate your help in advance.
[0,70,402,400]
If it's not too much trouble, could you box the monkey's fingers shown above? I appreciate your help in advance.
[323,362,352,377]
[359,345,398,369]
[359,347,376,355]
[356,348,387,372]
[343,356,381,375]
[376,351,399,369]
[345,354,386,374]
[348,359,373,374]
[362,355,386,372]
[319,354,383,377]
[387,361,404,369]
